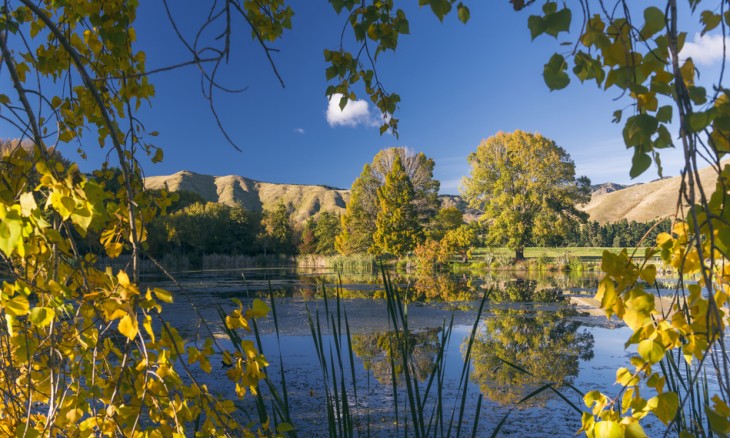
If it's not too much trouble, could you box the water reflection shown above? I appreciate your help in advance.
[468,281,595,406]
[412,274,481,302]
[351,328,441,385]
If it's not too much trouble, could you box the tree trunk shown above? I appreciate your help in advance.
[514,247,525,261]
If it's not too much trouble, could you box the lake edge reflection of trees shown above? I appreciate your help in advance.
[469,281,595,407]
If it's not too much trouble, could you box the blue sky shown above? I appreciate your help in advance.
[5,2,728,194]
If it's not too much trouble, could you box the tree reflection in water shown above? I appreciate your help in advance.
[468,280,594,406]
[351,328,441,385]
[412,273,480,302]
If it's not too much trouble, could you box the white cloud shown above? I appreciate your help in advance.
[294,128,305,134]
[326,93,380,128]
[681,32,730,66]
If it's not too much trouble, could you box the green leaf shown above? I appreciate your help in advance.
[277,423,295,433]
[544,8,571,38]
[635,113,659,136]
[612,110,622,123]
[151,147,163,163]
[707,401,730,435]
[542,2,557,14]
[656,105,672,123]
[329,0,344,13]
[528,15,545,40]
[29,307,55,327]
[457,3,470,24]
[543,53,570,90]
[688,111,711,133]
[688,86,707,105]
[630,151,652,179]
[641,7,665,38]
[428,0,452,22]
[701,11,721,35]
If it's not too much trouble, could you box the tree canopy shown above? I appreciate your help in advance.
[337,147,439,255]
[372,154,422,256]
[462,130,590,259]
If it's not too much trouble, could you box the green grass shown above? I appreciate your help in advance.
[470,247,644,260]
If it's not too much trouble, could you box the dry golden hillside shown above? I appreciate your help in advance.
[144,171,350,224]
[579,165,720,224]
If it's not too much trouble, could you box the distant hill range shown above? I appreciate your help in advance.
[579,165,719,223]
[145,171,350,224]
[145,166,721,225]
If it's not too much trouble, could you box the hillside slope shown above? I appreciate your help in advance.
[580,165,719,224]
[145,171,350,224]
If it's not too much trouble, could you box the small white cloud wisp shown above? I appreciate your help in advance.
[294,128,305,134]
[681,32,730,66]
[326,93,381,128]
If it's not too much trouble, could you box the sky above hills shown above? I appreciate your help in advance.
[4,2,728,194]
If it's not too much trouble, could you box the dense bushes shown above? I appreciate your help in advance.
[146,196,344,265]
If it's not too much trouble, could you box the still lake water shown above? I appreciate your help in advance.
[141,267,664,436]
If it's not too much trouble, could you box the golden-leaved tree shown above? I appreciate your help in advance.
[462,130,591,260]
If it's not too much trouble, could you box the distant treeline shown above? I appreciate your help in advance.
[570,218,672,248]
[145,191,341,266]
[143,189,673,266]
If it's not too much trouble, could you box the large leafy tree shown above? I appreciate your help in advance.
[372,154,422,256]
[462,130,590,260]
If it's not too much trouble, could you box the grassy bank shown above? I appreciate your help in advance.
[470,247,635,260]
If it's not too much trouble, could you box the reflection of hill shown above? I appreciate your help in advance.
[351,328,441,385]
[468,281,594,406]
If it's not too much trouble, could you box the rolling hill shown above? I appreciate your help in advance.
[144,171,350,224]
[579,165,720,224]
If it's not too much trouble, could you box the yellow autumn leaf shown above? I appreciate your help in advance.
[4,295,30,316]
[118,314,138,340]
[153,288,174,303]
[251,299,270,318]
[117,270,130,287]
[594,420,623,438]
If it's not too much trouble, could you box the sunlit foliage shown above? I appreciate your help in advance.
[462,130,591,260]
